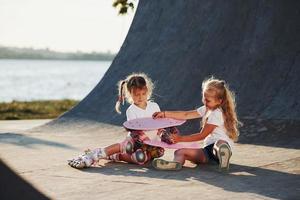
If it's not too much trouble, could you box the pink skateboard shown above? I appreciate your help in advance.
[123,117,200,149]
[123,117,186,131]
[143,140,200,149]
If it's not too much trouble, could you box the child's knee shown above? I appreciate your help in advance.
[214,140,229,151]
[131,149,149,165]
[120,138,135,154]
[213,141,232,158]
[174,149,184,157]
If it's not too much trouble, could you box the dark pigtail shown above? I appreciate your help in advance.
[115,80,127,114]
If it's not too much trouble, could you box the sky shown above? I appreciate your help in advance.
[0,0,136,53]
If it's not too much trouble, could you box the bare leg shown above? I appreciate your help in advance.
[69,134,149,168]
[119,153,135,163]
[174,148,207,165]
[104,143,121,156]
[152,148,207,170]
[110,151,151,165]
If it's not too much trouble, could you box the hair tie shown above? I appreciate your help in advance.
[121,80,126,86]
[118,95,123,102]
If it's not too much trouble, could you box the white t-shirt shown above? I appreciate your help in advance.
[196,106,234,151]
[126,101,160,120]
[126,101,160,139]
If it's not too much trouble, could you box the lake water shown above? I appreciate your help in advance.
[0,59,111,102]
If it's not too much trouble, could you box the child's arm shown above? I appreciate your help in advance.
[153,110,201,120]
[172,123,217,143]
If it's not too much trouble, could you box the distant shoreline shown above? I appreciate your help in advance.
[0,46,116,61]
[0,58,113,62]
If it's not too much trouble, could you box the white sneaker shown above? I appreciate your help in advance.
[216,143,232,171]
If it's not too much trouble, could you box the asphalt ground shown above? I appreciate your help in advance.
[0,120,299,200]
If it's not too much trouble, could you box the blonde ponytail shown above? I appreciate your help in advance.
[221,86,240,142]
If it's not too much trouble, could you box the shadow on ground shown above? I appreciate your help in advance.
[80,160,300,200]
[0,159,50,200]
[0,132,76,150]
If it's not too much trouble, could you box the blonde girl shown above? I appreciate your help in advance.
[68,73,164,169]
[152,77,240,171]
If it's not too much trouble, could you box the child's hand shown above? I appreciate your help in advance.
[152,111,165,119]
[157,129,163,135]
[170,133,181,143]
[162,133,180,144]
[159,127,180,144]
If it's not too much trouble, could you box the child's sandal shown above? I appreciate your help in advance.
[152,158,182,170]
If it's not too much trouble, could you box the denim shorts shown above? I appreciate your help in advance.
[203,143,219,164]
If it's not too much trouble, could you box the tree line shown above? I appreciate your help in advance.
[0,46,116,61]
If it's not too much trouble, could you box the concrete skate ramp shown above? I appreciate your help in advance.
[45,1,300,145]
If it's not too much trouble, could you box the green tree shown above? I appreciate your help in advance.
[113,0,135,14]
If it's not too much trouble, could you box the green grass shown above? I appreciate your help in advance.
[0,100,79,120]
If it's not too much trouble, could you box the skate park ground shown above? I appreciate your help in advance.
[1,1,300,199]
[0,120,299,199]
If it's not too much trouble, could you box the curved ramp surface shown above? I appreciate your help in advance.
[43,0,300,145]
